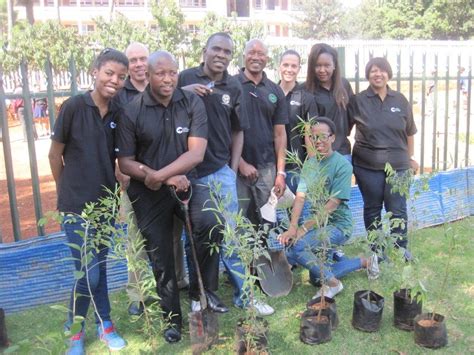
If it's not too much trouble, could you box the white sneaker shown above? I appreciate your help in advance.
[241,300,274,316]
[191,300,201,312]
[367,253,380,280]
[312,281,343,299]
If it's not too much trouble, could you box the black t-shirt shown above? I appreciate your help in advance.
[304,78,354,155]
[235,69,288,168]
[112,77,141,108]
[348,86,417,170]
[51,92,119,214]
[178,64,249,177]
[284,84,319,170]
[115,86,208,198]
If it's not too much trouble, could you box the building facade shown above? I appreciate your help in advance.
[15,0,302,37]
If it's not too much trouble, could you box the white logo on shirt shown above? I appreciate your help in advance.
[222,94,230,105]
[176,127,190,134]
[290,100,301,106]
[391,107,401,113]
[110,121,117,129]
[115,148,119,152]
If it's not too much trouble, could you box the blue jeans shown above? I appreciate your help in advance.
[286,225,361,283]
[353,165,408,248]
[190,165,247,306]
[63,215,111,325]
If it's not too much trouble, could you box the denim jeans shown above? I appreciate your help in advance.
[353,165,408,248]
[285,225,361,283]
[190,165,247,306]
[63,215,111,325]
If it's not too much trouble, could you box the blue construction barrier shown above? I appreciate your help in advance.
[1,167,473,314]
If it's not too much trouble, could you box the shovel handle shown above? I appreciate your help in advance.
[169,186,208,310]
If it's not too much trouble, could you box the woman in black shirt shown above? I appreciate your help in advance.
[349,57,419,256]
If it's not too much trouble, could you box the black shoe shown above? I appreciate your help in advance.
[128,301,144,316]
[163,327,181,343]
[205,290,229,313]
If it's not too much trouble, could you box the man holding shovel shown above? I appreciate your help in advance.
[116,51,225,343]
[179,33,273,315]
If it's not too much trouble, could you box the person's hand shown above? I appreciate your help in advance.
[238,160,259,184]
[116,170,130,191]
[278,226,297,246]
[181,83,212,97]
[273,174,286,198]
[409,158,419,174]
[139,165,163,191]
[165,175,190,192]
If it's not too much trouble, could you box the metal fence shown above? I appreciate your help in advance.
[0,47,473,243]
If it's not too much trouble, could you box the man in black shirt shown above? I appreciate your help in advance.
[116,51,225,343]
[179,33,274,315]
[236,39,288,225]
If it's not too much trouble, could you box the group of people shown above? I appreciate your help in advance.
[48,33,418,354]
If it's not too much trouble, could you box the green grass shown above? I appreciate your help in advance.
[4,218,474,354]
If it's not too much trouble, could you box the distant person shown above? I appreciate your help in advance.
[33,98,49,136]
[349,57,418,259]
[13,86,38,141]
[459,67,468,96]
[48,48,128,355]
[304,43,354,161]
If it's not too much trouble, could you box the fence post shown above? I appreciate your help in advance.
[0,66,22,242]
[420,52,426,173]
[432,55,439,171]
[45,56,56,129]
[354,49,360,94]
[69,55,78,96]
[336,47,345,78]
[20,60,44,237]
[443,56,450,171]
[465,57,472,167]
[454,55,461,168]
[396,50,401,92]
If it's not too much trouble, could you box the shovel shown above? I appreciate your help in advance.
[170,186,218,354]
[247,182,293,297]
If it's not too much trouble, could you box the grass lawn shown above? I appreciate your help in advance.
[4,217,474,354]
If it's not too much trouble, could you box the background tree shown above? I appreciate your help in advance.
[423,0,474,40]
[292,0,347,39]
[151,0,186,54]
[16,0,34,24]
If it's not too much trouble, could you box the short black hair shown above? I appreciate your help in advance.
[365,57,393,80]
[93,48,129,70]
[205,32,234,49]
[311,116,336,135]
[280,49,301,64]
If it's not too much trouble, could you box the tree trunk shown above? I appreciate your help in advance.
[108,0,115,21]
[25,0,35,24]
[54,0,61,23]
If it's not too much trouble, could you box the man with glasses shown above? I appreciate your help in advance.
[278,117,377,299]
[235,39,288,226]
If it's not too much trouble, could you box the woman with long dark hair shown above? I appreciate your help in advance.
[305,43,353,159]
[349,57,418,257]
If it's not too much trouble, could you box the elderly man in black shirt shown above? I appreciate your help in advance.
[236,39,288,226]
[116,51,225,343]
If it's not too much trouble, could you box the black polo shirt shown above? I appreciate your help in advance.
[51,91,119,214]
[235,69,288,168]
[178,64,249,177]
[284,83,319,170]
[115,86,208,197]
[304,78,354,155]
[113,77,141,108]
[349,86,417,170]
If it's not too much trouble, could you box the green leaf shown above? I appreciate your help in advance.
[73,270,85,280]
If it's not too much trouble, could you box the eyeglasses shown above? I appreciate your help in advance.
[311,133,333,142]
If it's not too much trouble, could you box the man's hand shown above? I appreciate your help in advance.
[278,226,297,246]
[273,174,286,198]
[165,175,190,192]
[181,83,212,97]
[115,169,130,191]
[139,165,163,191]
[238,160,259,184]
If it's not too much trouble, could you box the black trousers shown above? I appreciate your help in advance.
[128,181,221,328]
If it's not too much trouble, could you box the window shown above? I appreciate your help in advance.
[254,0,262,9]
[179,0,206,7]
[186,24,200,34]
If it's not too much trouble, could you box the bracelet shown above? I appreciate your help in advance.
[277,171,287,178]
[301,224,309,233]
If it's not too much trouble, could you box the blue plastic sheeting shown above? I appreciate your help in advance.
[1,167,473,314]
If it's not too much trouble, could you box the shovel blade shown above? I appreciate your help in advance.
[188,309,219,354]
[256,250,293,297]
